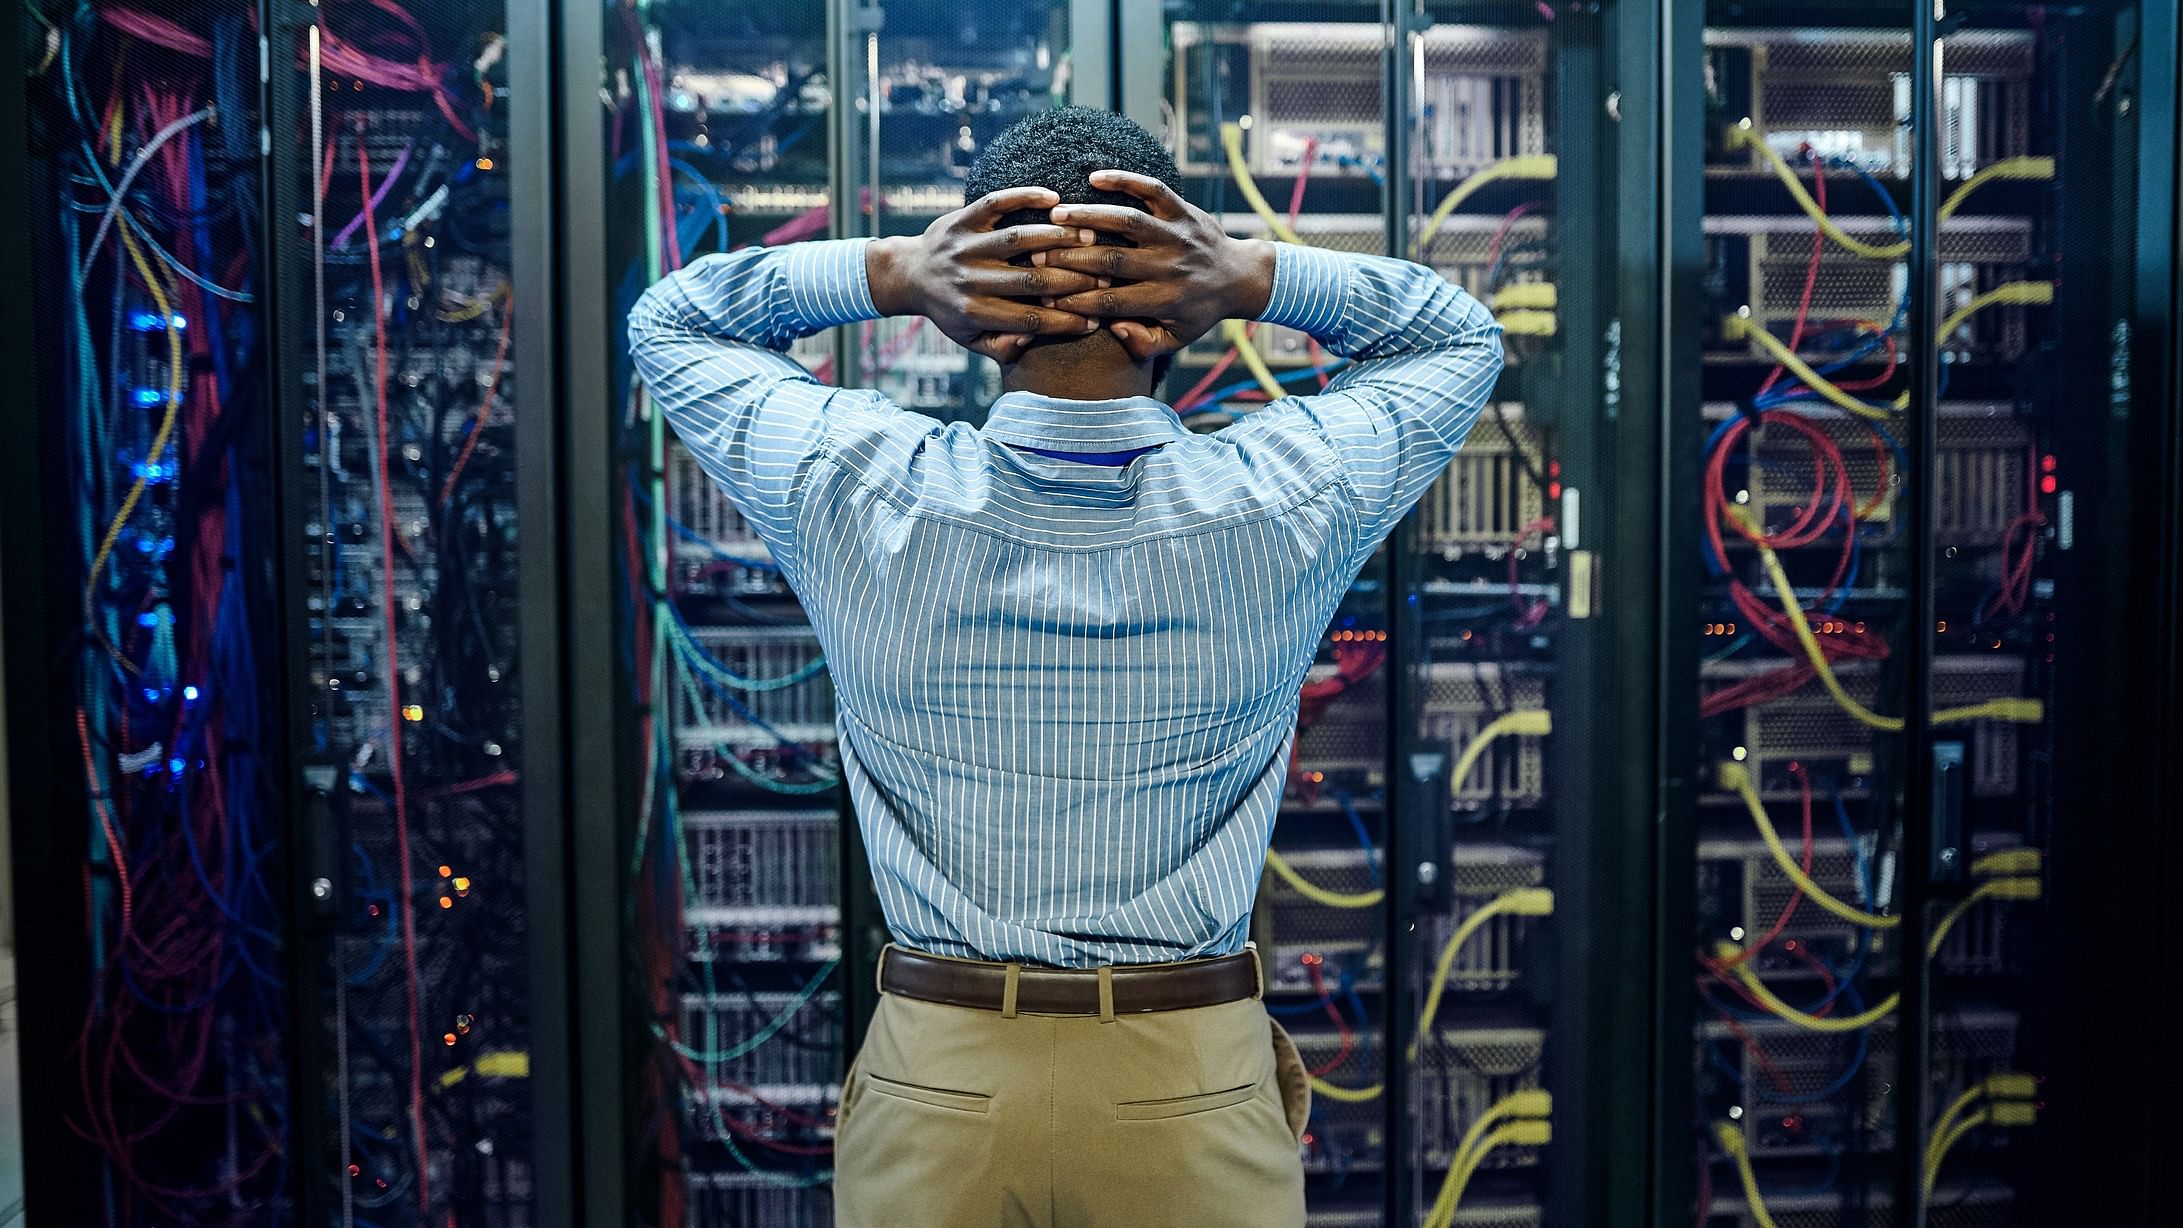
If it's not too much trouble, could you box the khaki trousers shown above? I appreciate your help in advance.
[834,990,1311,1227]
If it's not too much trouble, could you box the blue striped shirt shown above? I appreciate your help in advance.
[630,238,1503,967]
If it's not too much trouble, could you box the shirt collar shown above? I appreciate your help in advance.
[983,391,1189,453]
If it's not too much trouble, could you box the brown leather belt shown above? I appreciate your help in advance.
[878,944,1263,1016]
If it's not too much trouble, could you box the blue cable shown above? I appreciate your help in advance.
[1195,356,1351,407]
[1338,791,1381,887]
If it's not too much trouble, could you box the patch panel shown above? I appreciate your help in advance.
[1710,403,2032,551]
[1703,655,2028,800]
[1291,661,1546,803]
[1172,25,1545,180]
[1415,407,1548,556]
[1704,31,2034,176]
[672,626,836,745]
[685,1175,832,1228]
[1698,834,2023,978]
[684,808,842,916]
[1414,1023,1546,1167]
[1705,1186,2014,1228]
[1256,848,1382,987]
[1420,845,1548,995]
[1286,1025,1386,1173]
[1703,1008,2020,1160]
[677,991,844,1090]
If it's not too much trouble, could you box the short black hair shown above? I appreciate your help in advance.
[963,106,1180,231]
[964,107,1181,386]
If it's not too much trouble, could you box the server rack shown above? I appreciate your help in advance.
[1139,3,1662,1225]
[3,0,574,1224]
[557,2,1085,1222]
[1663,5,2177,1228]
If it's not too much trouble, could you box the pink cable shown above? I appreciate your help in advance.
[359,136,433,1221]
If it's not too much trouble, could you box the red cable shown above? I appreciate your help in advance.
[360,135,433,1221]
[437,301,515,509]
[1177,144,1316,411]
[1713,763,1814,971]
[1302,958,1355,1077]
[1755,147,1825,398]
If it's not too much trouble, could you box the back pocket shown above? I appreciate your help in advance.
[1113,1079,1264,1122]
[861,1072,993,1115]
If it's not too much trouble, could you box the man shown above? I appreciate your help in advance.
[629,106,1502,1227]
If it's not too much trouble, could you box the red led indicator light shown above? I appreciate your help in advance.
[2040,454,2057,473]
[2040,475,2058,494]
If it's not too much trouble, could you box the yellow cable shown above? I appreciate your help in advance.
[1264,710,1550,911]
[1221,317,1287,398]
[1410,888,1555,1059]
[1421,1091,1550,1228]
[1209,128,1307,399]
[1721,282,2054,419]
[1922,1109,1990,1198]
[1970,847,2042,877]
[1714,940,1898,1032]
[1219,122,1303,245]
[1264,848,1385,909]
[1713,1121,1780,1228]
[1306,886,1554,1103]
[1725,123,2054,260]
[1425,1116,1552,1228]
[1450,709,1552,801]
[1926,876,2040,956]
[1720,312,1894,419]
[436,1049,530,1088]
[1307,1074,1384,1103]
[1728,507,2046,731]
[1496,309,1557,336]
[1491,284,1557,310]
[85,223,185,675]
[1720,761,1898,930]
[1924,1083,1987,1171]
[1416,155,1558,251]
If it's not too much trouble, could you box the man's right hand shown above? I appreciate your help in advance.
[866,187,1106,364]
[1034,172,1278,362]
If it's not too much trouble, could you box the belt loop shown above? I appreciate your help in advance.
[875,943,892,997]
[1245,942,1265,1001]
[1000,964,1022,1020]
[1096,965,1117,1024]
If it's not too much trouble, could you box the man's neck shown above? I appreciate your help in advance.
[1000,334,1156,402]
[1001,369,1156,402]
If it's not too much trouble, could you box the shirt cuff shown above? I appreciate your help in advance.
[1258,242,1353,338]
[784,237,883,332]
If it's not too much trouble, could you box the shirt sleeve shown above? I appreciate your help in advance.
[626,238,890,579]
[1237,243,1505,565]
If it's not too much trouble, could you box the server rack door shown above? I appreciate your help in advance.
[1398,4,1657,1228]
[1396,9,1561,1228]
[10,3,286,1222]
[1154,6,1399,1222]
[263,0,545,1221]
[1917,4,2173,1226]
[1679,4,1970,1225]
[601,4,846,1224]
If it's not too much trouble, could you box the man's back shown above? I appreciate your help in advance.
[630,238,1502,968]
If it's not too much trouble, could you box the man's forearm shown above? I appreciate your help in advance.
[629,240,881,356]
[1257,244,1497,364]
